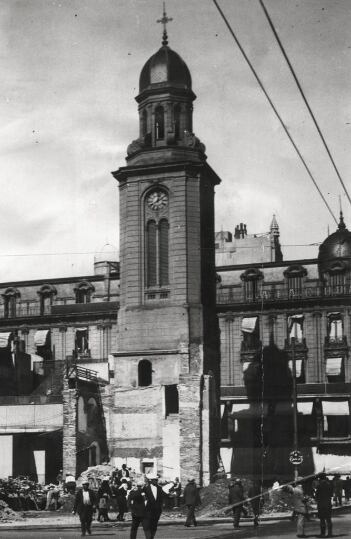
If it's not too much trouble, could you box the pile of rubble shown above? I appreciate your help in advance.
[0,500,23,522]
[77,463,116,488]
[0,477,46,512]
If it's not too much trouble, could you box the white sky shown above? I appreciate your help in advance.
[1,0,350,281]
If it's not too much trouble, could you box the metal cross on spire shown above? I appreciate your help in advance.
[157,2,173,46]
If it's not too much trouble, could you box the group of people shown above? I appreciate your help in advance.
[72,470,201,538]
[282,473,335,538]
[228,478,263,529]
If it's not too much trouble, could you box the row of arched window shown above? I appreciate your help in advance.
[1,281,95,318]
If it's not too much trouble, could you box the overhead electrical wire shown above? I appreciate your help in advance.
[259,0,351,210]
[212,0,338,226]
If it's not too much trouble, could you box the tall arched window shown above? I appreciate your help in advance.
[155,106,164,139]
[146,220,157,287]
[142,109,148,136]
[159,219,169,286]
[74,281,94,304]
[145,189,169,292]
[138,359,152,386]
[38,284,57,315]
[174,104,181,139]
[2,288,20,319]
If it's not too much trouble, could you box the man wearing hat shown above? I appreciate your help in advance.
[144,473,164,538]
[315,473,333,538]
[283,477,309,538]
[228,479,245,529]
[72,479,97,536]
[128,480,150,539]
[183,478,201,528]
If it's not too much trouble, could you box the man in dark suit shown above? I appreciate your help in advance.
[315,473,333,538]
[72,480,96,537]
[128,480,151,539]
[183,478,201,527]
[143,473,164,539]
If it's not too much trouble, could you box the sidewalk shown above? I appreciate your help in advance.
[0,501,349,531]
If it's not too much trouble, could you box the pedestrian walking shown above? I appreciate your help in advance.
[116,479,129,521]
[283,477,309,538]
[143,473,164,539]
[315,473,333,538]
[183,478,201,528]
[72,479,96,537]
[248,480,262,527]
[333,474,343,506]
[128,480,151,539]
[344,476,351,501]
[228,478,246,529]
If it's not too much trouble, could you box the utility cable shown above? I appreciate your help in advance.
[259,0,351,209]
[212,0,338,225]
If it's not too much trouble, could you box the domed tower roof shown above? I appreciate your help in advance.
[139,45,192,93]
[139,5,192,94]
[318,212,351,273]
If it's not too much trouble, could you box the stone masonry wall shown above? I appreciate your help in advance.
[62,379,77,477]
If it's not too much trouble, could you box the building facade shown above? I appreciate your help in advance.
[0,257,118,482]
[217,215,351,481]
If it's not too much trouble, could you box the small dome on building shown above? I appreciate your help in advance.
[94,244,119,276]
[139,45,192,93]
[318,212,351,273]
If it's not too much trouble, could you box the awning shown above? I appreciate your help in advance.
[327,312,341,319]
[326,357,343,376]
[297,401,314,415]
[76,327,88,332]
[288,314,304,321]
[0,332,12,348]
[288,359,303,377]
[231,403,250,413]
[241,317,258,333]
[322,400,349,416]
[34,330,49,346]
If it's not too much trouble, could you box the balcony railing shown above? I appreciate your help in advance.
[217,285,351,305]
[0,300,119,319]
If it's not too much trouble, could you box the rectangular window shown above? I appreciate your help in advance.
[325,357,344,382]
[244,280,258,301]
[165,385,179,416]
[75,328,89,356]
[242,317,259,348]
[288,315,304,343]
[287,276,302,297]
[322,400,349,437]
[327,313,343,342]
[288,359,305,381]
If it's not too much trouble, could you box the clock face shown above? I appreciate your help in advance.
[147,190,168,211]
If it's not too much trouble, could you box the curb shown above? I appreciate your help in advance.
[0,504,349,531]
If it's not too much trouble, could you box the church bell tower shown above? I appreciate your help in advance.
[111,9,221,485]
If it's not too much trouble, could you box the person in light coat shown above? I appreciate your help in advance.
[283,477,309,538]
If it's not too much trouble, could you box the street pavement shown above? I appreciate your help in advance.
[0,512,350,539]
